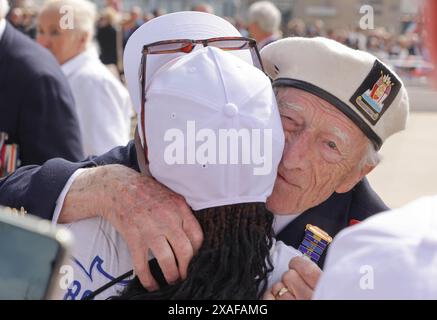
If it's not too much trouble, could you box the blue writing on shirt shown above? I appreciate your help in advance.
[63,255,129,300]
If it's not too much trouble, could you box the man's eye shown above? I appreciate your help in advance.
[282,116,300,128]
[327,141,337,150]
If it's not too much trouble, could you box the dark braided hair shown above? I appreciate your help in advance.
[113,202,274,300]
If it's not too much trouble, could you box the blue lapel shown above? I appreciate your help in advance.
[276,191,353,268]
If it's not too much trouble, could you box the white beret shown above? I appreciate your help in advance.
[261,37,410,149]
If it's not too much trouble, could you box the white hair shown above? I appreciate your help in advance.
[248,1,281,34]
[41,0,96,42]
[359,141,381,170]
[0,0,10,19]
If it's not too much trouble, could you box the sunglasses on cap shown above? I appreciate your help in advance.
[138,36,264,163]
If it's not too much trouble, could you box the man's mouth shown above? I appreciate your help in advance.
[277,171,301,189]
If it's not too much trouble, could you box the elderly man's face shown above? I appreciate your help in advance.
[36,10,85,65]
[267,88,373,214]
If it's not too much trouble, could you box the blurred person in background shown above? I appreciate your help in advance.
[37,0,132,157]
[287,18,306,37]
[234,17,249,37]
[247,0,282,50]
[21,7,36,38]
[0,0,83,171]
[397,35,412,59]
[105,0,121,13]
[122,5,142,48]
[426,0,437,81]
[7,6,23,31]
[97,6,122,78]
[152,8,166,18]
[192,2,214,14]
[307,19,326,38]
[143,11,154,23]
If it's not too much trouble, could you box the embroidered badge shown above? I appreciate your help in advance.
[298,224,332,263]
[350,60,402,125]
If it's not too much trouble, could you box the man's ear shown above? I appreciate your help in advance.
[335,164,375,194]
[77,31,90,49]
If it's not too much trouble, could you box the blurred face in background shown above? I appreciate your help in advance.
[36,9,87,65]
[426,0,437,80]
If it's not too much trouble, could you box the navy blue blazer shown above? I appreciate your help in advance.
[0,139,388,269]
[0,22,84,166]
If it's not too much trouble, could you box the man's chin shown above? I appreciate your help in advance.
[266,193,299,215]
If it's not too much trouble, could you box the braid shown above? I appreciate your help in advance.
[114,203,274,300]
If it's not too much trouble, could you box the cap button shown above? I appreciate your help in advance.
[223,103,238,118]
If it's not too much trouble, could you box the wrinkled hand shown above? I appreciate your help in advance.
[62,164,203,291]
[263,256,322,300]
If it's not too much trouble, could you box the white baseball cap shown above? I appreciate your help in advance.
[144,47,284,210]
[123,11,254,117]
[314,196,437,300]
[261,37,410,150]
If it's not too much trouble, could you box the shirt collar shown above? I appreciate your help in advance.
[257,35,277,50]
[0,19,7,42]
[273,213,301,235]
[61,47,98,77]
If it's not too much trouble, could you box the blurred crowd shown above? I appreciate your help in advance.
[287,18,433,83]
[5,0,431,84]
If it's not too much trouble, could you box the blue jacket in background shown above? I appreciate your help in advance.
[0,21,84,166]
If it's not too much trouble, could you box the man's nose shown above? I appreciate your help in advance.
[281,131,313,170]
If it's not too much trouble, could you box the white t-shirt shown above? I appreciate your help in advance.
[58,218,133,300]
[56,216,300,300]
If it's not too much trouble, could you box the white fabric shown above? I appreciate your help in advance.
[314,196,437,300]
[55,216,300,300]
[273,214,300,235]
[268,239,302,286]
[0,18,6,41]
[52,169,87,225]
[123,11,254,147]
[61,48,132,157]
[261,37,409,145]
[146,47,284,210]
[56,217,134,300]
